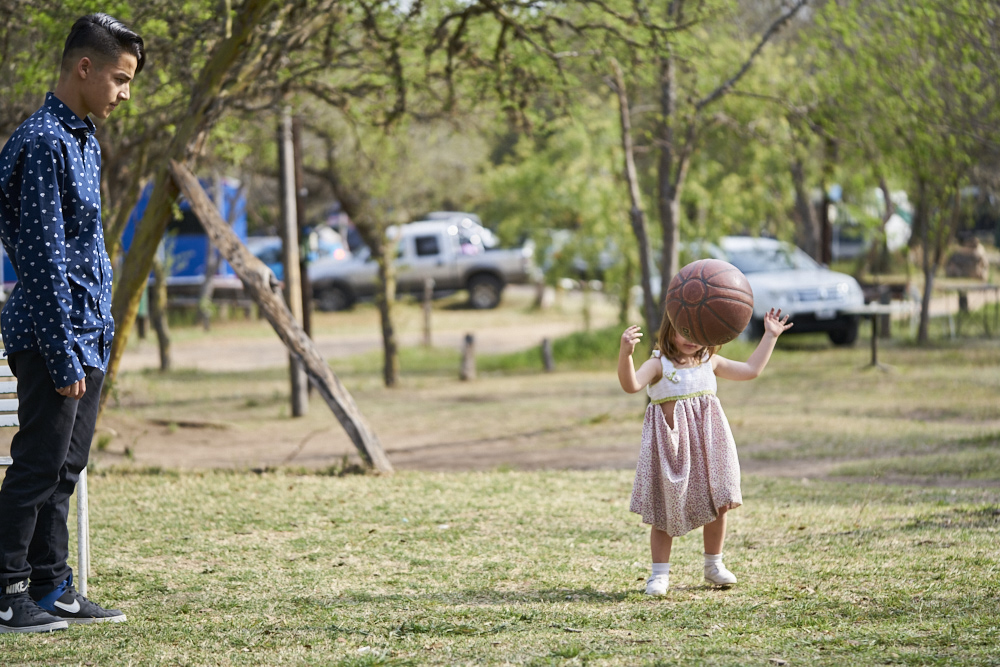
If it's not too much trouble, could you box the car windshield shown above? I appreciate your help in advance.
[725,244,820,273]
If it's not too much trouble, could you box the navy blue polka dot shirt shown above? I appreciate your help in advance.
[0,93,115,388]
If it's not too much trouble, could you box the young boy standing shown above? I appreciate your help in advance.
[0,13,144,633]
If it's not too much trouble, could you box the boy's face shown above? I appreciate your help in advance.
[79,52,138,119]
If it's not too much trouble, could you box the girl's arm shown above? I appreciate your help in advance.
[712,308,793,381]
[618,325,662,393]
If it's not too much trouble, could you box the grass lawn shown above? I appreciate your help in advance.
[0,469,997,665]
[2,294,999,664]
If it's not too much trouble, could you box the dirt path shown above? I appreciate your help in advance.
[119,321,592,372]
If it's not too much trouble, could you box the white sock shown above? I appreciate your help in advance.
[651,563,671,577]
[704,553,723,566]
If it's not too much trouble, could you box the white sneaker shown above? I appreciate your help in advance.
[704,563,737,586]
[644,574,669,595]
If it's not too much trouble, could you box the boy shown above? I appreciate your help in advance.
[0,13,144,633]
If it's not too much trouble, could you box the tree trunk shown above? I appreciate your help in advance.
[198,248,220,330]
[149,255,171,372]
[656,51,680,308]
[611,58,658,334]
[375,244,400,387]
[819,137,838,266]
[915,177,932,344]
[170,160,392,472]
[100,0,278,415]
[102,141,148,264]
[619,255,634,326]
[658,187,684,307]
[791,159,821,261]
[318,135,400,389]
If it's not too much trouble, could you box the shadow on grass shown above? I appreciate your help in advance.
[316,586,633,608]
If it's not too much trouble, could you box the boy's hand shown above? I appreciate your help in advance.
[763,308,793,337]
[620,325,643,355]
[56,378,86,400]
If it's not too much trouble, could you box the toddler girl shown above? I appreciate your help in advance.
[618,307,791,594]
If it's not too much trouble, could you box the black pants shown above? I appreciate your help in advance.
[0,350,104,594]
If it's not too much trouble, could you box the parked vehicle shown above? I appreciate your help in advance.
[697,236,866,346]
[248,228,350,281]
[308,220,535,311]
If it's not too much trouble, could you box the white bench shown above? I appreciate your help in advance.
[0,353,90,596]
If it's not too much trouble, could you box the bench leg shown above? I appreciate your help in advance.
[77,467,90,597]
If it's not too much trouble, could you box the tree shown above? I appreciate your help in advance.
[479,102,634,320]
[593,1,809,320]
[817,0,1000,343]
[102,0,361,409]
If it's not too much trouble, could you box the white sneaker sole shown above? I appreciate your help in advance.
[0,620,69,633]
[705,575,737,587]
[63,613,127,624]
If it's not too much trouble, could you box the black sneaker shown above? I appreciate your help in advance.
[34,575,126,625]
[0,583,69,634]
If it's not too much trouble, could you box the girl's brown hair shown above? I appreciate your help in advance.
[655,310,718,364]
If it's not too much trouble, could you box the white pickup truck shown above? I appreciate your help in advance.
[307,221,535,311]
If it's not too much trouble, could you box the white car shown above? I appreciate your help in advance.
[698,236,866,346]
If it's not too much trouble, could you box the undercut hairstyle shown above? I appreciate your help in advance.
[61,13,145,75]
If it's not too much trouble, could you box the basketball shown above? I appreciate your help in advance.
[665,259,754,346]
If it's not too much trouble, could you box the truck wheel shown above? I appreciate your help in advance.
[315,285,351,312]
[468,275,502,309]
[828,318,859,346]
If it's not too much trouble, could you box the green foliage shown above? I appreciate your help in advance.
[480,102,635,284]
[811,0,1000,340]
[816,1,1000,217]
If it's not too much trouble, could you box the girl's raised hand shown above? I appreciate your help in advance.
[763,308,793,337]
[620,325,643,355]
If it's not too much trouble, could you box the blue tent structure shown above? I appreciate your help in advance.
[121,178,248,287]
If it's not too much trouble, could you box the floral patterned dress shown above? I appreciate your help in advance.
[630,350,742,537]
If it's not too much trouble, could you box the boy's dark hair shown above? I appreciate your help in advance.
[62,13,145,75]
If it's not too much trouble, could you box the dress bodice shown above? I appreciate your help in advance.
[646,350,717,404]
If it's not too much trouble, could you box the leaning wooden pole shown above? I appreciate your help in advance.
[169,160,393,473]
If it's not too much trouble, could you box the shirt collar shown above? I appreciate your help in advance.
[44,92,97,137]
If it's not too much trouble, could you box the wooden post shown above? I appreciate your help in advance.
[170,160,393,473]
[423,278,434,347]
[460,333,476,381]
[280,107,308,417]
[870,314,879,367]
[541,338,555,372]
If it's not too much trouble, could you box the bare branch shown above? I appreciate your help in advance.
[695,0,808,111]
